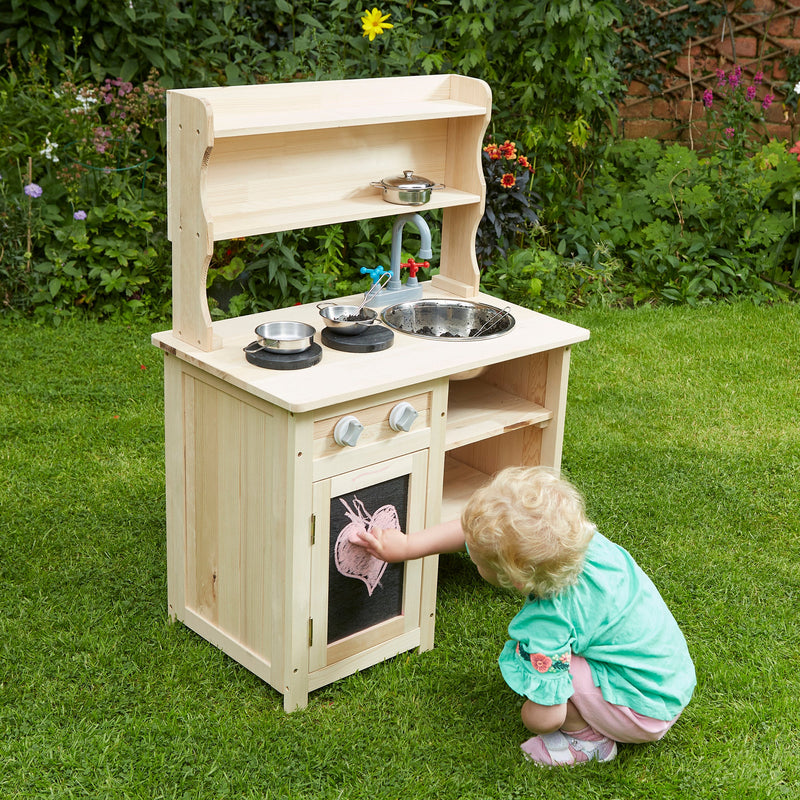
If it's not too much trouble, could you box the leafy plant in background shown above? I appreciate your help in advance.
[555,136,800,306]
[0,55,168,318]
[0,0,268,86]
[477,138,541,267]
[0,171,61,310]
[35,199,161,320]
[437,0,626,215]
[700,65,774,162]
[2,1,800,318]
[206,218,409,319]
[612,0,725,92]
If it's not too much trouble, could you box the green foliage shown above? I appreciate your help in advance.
[0,0,273,86]
[0,58,169,318]
[701,66,776,161]
[481,239,625,312]
[35,199,166,321]
[477,139,541,267]
[554,137,800,306]
[442,0,626,209]
[2,4,799,318]
[612,0,726,92]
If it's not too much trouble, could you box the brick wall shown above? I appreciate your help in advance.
[618,0,800,146]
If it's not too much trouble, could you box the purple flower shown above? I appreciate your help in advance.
[762,94,774,110]
[23,183,43,198]
[729,65,743,88]
[746,86,757,101]
[73,210,87,220]
[716,68,726,86]
[754,71,764,85]
[724,127,735,139]
[702,89,714,108]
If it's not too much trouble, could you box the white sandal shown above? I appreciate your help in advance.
[521,730,618,766]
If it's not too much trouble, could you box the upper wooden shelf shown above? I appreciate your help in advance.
[214,100,487,138]
[171,78,489,138]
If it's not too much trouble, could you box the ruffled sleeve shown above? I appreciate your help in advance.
[497,596,576,706]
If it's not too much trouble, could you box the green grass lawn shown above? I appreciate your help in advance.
[1,302,798,799]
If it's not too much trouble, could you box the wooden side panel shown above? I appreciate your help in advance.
[182,371,282,667]
[167,91,218,351]
[432,74,492,296]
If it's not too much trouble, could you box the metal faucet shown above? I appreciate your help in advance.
[388,213,432,290]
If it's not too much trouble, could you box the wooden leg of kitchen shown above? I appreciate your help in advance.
[540,346,571,470]
[164,354,187,623]
[418,553,440,651]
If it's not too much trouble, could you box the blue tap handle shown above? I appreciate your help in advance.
[360,265,389,284]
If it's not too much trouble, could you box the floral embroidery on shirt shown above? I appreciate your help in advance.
[516,642,571,674]
[530,653,552,673]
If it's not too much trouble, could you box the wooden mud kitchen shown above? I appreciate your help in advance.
[152,74,590,711]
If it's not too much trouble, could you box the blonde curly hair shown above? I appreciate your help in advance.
[461,466,595,598]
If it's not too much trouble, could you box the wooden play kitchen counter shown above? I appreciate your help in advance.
[152,74,589,711]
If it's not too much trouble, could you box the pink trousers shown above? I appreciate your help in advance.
[568,655,682,744]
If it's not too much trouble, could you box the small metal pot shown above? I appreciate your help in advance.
[318,303,379,335]
[244,321,316,354]
[371,170,444,206]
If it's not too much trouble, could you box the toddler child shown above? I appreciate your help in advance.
[350,466,696,766]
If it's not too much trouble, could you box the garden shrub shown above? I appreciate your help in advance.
[0,58,169,319]
[477,139,541,267]
[0,0,275,87]
[554,136,800,305]
[2,4,799,318]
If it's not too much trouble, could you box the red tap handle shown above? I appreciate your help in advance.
[401,258,429,278]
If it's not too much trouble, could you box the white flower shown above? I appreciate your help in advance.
[794,80,800,95]
[40,133,59,163]
[72,88,98,112]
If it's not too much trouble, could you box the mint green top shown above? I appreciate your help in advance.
[498,531,696,720]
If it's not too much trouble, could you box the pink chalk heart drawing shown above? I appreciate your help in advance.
[334,497,401,595]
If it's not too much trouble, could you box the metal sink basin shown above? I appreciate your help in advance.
[380,299,515,340]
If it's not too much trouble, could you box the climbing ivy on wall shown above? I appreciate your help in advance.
[613,0,729,90]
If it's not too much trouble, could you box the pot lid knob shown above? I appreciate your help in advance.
[382,170,435,190]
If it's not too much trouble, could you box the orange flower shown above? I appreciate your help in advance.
[789,141,800,161]
[483,143,502,160]
[499,140,517,160]
[518,155,530,168]
[501,173,516,188]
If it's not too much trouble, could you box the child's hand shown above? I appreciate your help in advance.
[349,526,410,562]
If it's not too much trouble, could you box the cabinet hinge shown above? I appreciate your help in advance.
[310,513,316,546]
[308,618,314,647]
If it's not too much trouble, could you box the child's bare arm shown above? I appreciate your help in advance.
[350,517,466,562]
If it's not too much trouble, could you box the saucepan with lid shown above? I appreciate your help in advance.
[371,170,444,206]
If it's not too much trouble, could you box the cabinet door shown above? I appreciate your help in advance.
[309,450,428,675]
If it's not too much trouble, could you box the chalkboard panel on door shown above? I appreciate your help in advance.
[309,451,428,673]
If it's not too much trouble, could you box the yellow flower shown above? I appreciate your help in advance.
[361,7,393,41]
